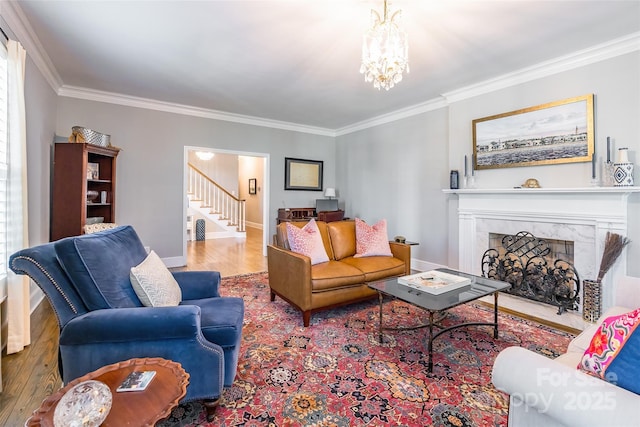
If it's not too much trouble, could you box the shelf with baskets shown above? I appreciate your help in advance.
[51,142,120,241]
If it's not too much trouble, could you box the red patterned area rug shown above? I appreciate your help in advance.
[158,272,574,427]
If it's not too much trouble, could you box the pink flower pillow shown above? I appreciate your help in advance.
[354,218,392,258]
[578,307,640,394]
[286,219,329,265]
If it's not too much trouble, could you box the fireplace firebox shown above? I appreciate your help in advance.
[481,231,580,314]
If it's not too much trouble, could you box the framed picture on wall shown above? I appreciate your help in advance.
[284,157,323,191]
[249,178,257,195]
[472,94,594,170]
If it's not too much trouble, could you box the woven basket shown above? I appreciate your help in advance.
[70,126,111,147]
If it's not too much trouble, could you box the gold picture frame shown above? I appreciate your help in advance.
[284,157,323,191]
[473,94,594,170]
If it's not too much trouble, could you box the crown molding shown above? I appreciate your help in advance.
[2,0,638,137]
[58,86,336,137]
[442,32,640,103]
[335,96,448,136]
[337,32,640,135]
[1,1,63,92]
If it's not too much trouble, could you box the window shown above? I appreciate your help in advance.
[0,43,7,297]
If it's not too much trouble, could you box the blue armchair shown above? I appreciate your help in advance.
[9,225,244,420]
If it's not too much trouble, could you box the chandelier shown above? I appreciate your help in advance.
[359,0,409,91]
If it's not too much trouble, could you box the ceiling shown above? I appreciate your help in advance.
[11,1,640,133]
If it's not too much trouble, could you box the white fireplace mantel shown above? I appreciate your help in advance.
[444,186,640,323]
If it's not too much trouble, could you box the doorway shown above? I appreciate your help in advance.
[183,146,270,265]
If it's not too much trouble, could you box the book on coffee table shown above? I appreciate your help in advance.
[398,270,471,295]
[116,370,156,392]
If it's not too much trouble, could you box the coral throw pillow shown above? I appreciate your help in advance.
[354,218,392,258]
[578,308,640,394]
[286,219,330,265]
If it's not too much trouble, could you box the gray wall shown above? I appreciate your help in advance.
[447,51,640,273]
[336,51,640,275]
[239,155,265,227]
[55,98,335,260]
[23,40,58,314]
[19,35,640,278]
[336,109,450,268]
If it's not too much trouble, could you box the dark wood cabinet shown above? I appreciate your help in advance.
[277,208,316,224]
[51,143,120,241]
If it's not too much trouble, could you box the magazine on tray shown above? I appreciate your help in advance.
[116,370,156,392]
[398,270,471,295]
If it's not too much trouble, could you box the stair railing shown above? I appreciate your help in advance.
[187,163,246,232]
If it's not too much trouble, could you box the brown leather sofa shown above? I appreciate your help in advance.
[267,220,411,326]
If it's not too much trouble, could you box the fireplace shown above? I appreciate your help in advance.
[481,231,580,314]
[448,187,638,330]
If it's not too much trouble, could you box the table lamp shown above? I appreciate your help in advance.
[324,188,336,199]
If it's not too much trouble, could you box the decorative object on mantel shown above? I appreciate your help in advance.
[601,136,616,187]
[463,154,477,188]
[449,170,459,189]
[614,147,634,187]
[583,232,631,322]
[521,178,541,188]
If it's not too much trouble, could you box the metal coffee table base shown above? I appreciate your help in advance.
[377,292,500,373]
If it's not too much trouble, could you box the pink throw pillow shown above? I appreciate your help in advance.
[354,218,392,258]
[286,219,330,265]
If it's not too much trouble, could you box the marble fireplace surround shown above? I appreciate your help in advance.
[445,187,640,331]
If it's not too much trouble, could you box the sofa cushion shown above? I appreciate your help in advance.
[327,220,356,260]
[578,308,640,394]
[310,261,366,291]
[130,250,182,307]
[341,256,406,282]
[54,225,148,309]
[286,219,330,265]
[354,218,392,258]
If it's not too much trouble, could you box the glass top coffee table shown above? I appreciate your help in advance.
[368,268,511,373]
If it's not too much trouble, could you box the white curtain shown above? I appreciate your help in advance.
[6,39,30,355]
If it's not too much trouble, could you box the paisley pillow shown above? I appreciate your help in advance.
[354,218,392,258]
[286,219,329,265]
[578,307,640,394]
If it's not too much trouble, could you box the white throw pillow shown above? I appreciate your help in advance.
[130,250,182,307]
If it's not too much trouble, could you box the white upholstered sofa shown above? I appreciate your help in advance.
[492,275,640,426]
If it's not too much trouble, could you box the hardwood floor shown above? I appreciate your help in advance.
[0,227,267,425]
[174,226,268,277]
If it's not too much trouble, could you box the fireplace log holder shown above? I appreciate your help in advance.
[481,231,580,315]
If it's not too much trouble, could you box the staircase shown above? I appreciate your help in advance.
[187,163,246,239]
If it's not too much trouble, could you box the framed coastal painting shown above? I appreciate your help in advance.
[284,157,323,191]
[472,94,594,170]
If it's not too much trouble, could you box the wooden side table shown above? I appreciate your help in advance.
[26,357,189,426]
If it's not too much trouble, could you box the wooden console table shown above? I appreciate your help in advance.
[26,357,189,426]
[277,207,316,224]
